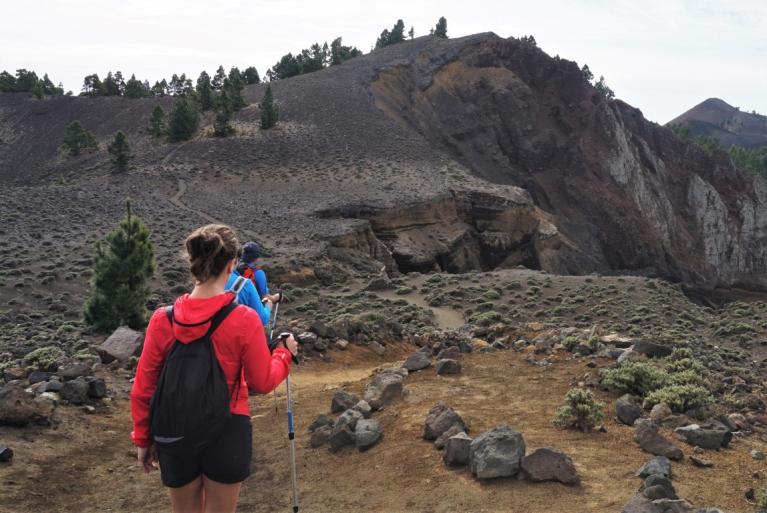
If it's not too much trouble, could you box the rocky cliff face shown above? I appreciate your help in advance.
[368,34,767,290]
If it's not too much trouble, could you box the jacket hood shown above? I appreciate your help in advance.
[171,293,236,343]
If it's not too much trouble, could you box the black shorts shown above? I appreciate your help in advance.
[157,414,252,488]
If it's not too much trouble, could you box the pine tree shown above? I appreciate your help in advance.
[594,75,615,100]
[167,96,199,142]
[213,90,234,137]
[82,74,103,96]
[581,64,594,82]
[196,70,214,111]
[107,131,131,172]
[32,81,44,99]
[330,38,362,65]
[124,74,147,98]
[243,66,260,84]
[390,20,405,43]
[84,199,155,332]
[148,105,165,137]
[434,17,448,38]
[259,85,278,129]
[212,65,226,91]
[408,26,415,39]
[225,67,247,110]
[62,120,98,156]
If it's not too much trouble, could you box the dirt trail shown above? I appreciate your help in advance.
[2,342,764,513]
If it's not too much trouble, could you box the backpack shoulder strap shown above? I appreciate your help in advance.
[165,305,174,325]
[229,276,248,295]
[205,302,239,336]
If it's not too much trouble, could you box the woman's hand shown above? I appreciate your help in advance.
[280,334,299,356]
[137,445,158,473]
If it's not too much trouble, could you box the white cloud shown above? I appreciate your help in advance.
[1,0,765,122]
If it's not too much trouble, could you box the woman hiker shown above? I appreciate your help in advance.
[130,224,298,513]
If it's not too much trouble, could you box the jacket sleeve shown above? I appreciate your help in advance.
[130,309,171,448]
[254,269,270,297]
[239,279,271,325]
[240,309,291,394]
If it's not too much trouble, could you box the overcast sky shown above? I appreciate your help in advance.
[2,0,765,123]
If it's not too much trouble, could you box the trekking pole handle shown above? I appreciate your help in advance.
[278,332,300,365]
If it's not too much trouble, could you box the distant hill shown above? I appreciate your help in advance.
[669,98,767,148]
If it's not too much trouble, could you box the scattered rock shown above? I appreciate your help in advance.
[674,423,732,450]
[727,413,749,431]
[621,494,663,513]
[424,402,466,441]
[443,432,472,467]
[334,339,349,351]
[355,419,382,451]
[297,332,318,351]
[328,424,356,452]
[60,377,89,405]
[690,457,713,468]
[27,371,50,385]
[0,383,52,426]
[56,360,93,381]
[310,425,332,448]
[650,403,673,423]
[309,414,334,433]
[86,377,107,399]
[334,409,363,431]
[99,326,143,363]
[331,390,359,414]
[641,474,677,500]
[363,372,404,410]
[751,449,765,460]
[403,351,431,372]
[436,346,460,360]
[652,499,693,512]
[44,379,63,393]
[434,423,466,450]
[521,448,580,485]
[617,394,643,425]
[469,426,526,479]
[435,359,461,375]
[314,340,328,352]
[633,341,673,358]
[352,400,372,417]
[634,420,683,460]
[636,456,672,479]
[369,341,386,356]
[0,444,13,463]
[2,367,26,382]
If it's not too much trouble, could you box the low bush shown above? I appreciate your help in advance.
[644,384,713,413]
[553,388,605,432]
[23,345,65,371]
[601,361,669,395]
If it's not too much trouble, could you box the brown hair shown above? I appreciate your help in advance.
[185,224,240,283]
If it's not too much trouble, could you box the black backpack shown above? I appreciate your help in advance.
[149,302,239,455]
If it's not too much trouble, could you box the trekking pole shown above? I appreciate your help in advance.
[277,332,300,513]
[267,293,283,412]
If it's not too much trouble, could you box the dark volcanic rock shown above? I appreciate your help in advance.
[331,389,359,414]
[469,426,526,479]
[633,341,673,358]
[363,372,404,410]
[60,377,89,405]
[636,456,672,479]
[521,448,580,485]
[355,419,382,451]
[403,351,431,372]
[674,423,732,450]
[310,425,332,448]
[424,402,465,441]
[309,414,334,433]
[435,359,461,375]
[617,394,643,425]
[99,327,143,363]
[443,432,472,467]
[434,423,466,450]
[634,420,683,460]
[0,384,50,426]
[0,444,13,463]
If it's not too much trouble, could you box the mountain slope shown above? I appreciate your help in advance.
[0,33,765,295]
[669,97,767,148]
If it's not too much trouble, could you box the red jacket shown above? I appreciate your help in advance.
[130,292,292,448]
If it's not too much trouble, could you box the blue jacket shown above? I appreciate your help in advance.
[226,271,271,326]
[253,268,269,298]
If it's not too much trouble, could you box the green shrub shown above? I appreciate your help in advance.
[483,289,501,301]
[23,346,65,371]
[666,357,706,374]
[553,388,605,432]
[395,286,413,295]
[644,385,713,413]
[601,361,669,396]
[469,310,503,326]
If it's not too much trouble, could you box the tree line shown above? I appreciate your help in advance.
[0,69,65,98]
[668,123,767,178]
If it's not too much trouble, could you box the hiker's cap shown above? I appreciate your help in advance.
[241,241,261,263]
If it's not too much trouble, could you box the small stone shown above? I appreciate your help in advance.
[675,423,732,450]
[641,474,677,500]
[355,419,382,451]
[334,339,349,351]
[436,346,460,360]
[352,400,372,417]
[328,425,356,452]
[434,423,465,450]
[521,448,580,485]
[443,432,472,467]
[690,457,713,468]
[650,403,672,423]
[86,378,107,399]
[634,420,683,460]
[331,390,359,414]
[308,414,334,433]
[56,360,93,381]
[636,456,672,479]
[0,444,13,463]
[2,367,25,382]
[752,449,765,460]
[435,359,461,375]
[27,371,50,385]
[44,379,63,392]
[402,351,431,372]
[60,377,89,405]
[310,425,332,448]
[616,394,643,425]
[334,409,363,431]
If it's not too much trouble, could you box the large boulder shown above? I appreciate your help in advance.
[633,341,673,358]
[0,384,52,426]
[674,423,732,450]
[363,372,404,410]
[423,402,465,441]
[617,394,643,425]
[403,351,431,372]
[469,426,526,479]
[443,432,472,467]
[521,448,581,485]
[99,326,143,363]
[355,419,382,451]
[634,420,683,460]
[331,390,359,414]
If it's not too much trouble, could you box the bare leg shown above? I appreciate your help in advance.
[202,476,242,513]
[168,476,204,513]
